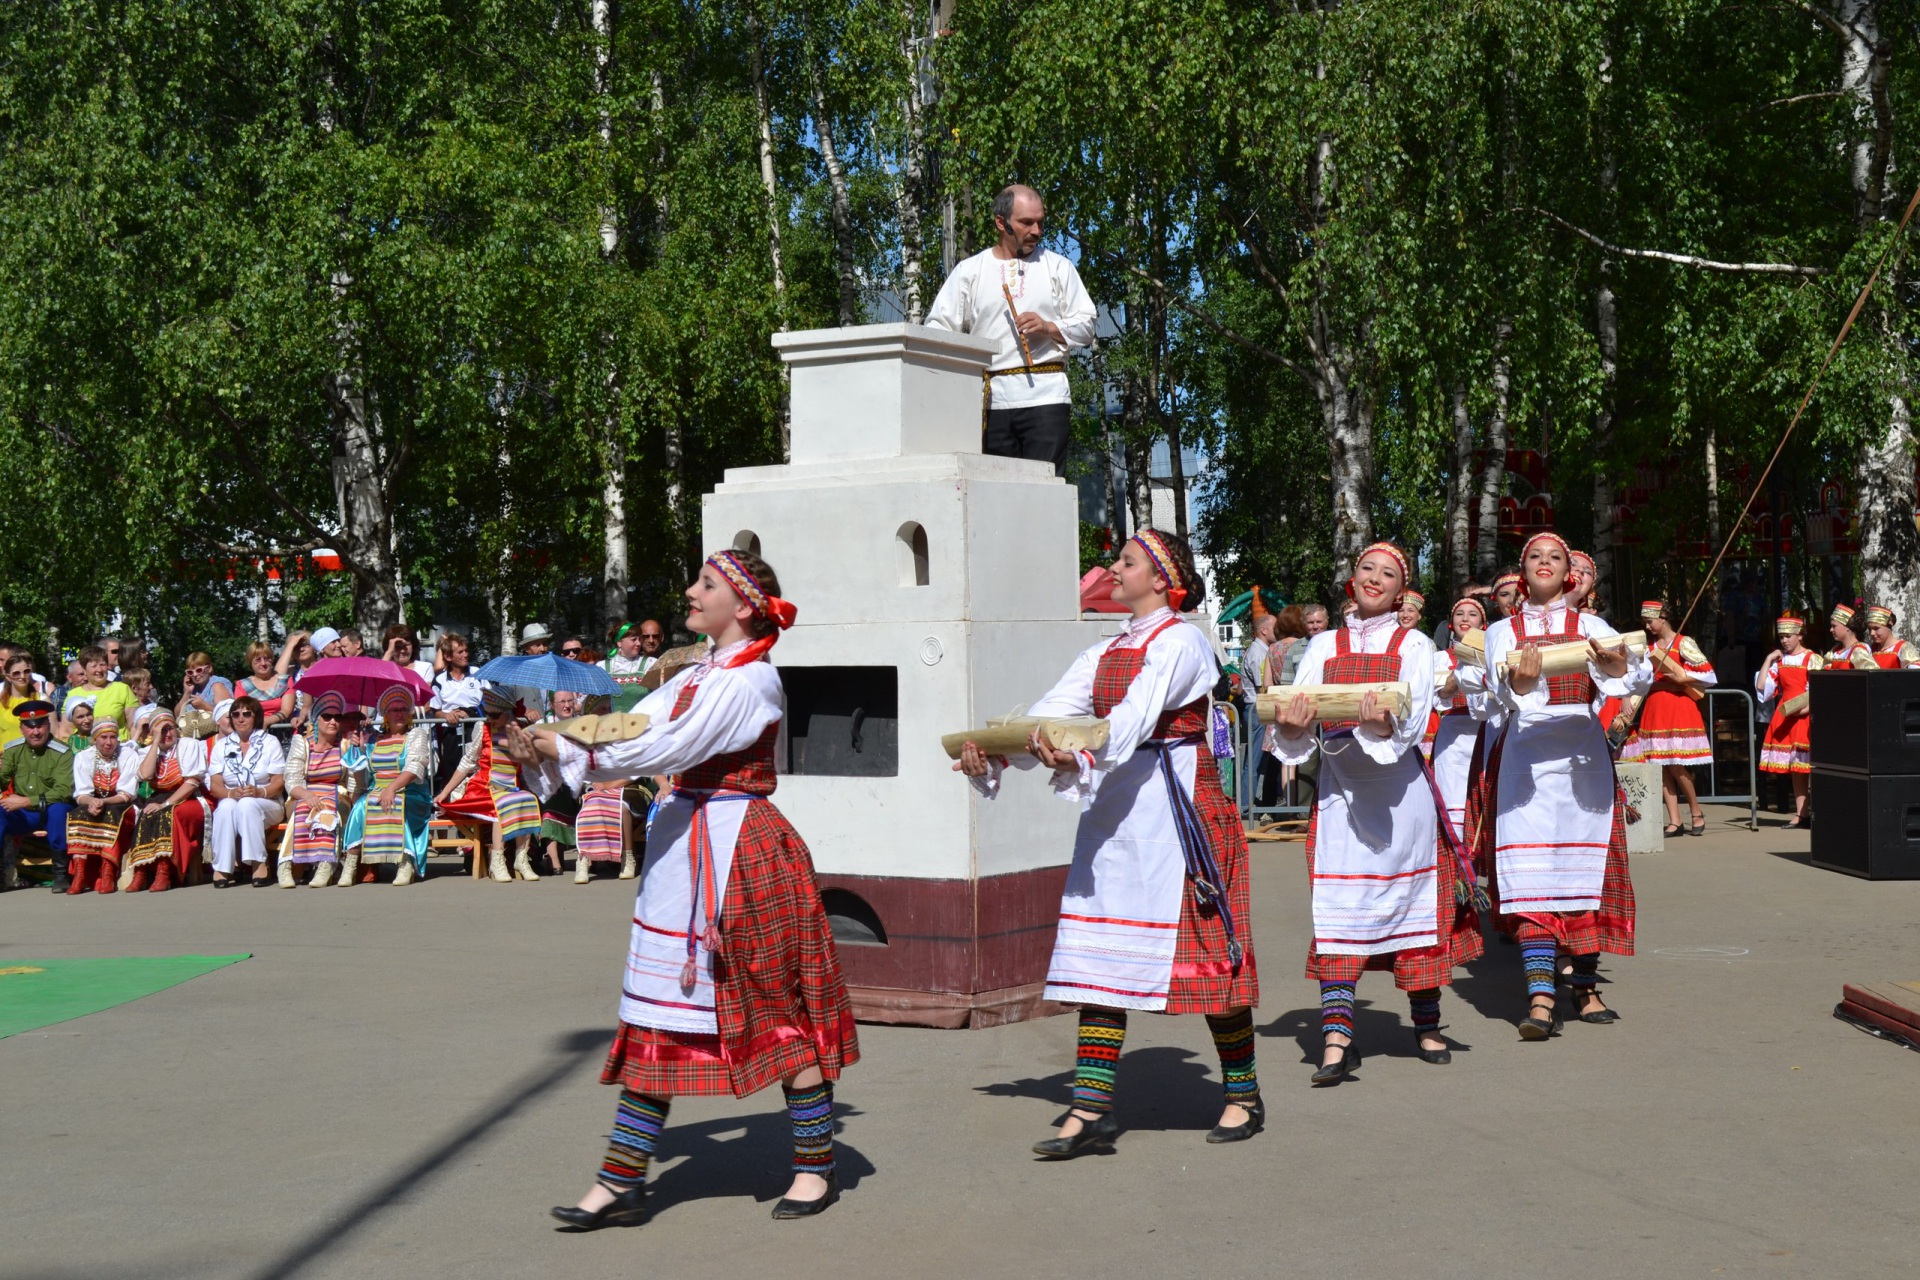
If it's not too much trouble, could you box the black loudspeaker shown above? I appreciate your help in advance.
[1808,668,1920,774]
[1809,770,1920,880]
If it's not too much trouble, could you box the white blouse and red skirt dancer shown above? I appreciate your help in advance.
[966,530,1259,1155]
[1272,544,1480,1084]
[535,550,857,1229]
[1620,601,1715,836]
[1756,614,1820,829]
[1486,532,1650,1041]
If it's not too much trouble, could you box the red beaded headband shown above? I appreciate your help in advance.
[706,551,798,631]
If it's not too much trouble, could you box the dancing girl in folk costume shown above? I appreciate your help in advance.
[1827,605,1877,671]
[124,709,211,892]
[1486,533,1650,1040]
[437,686,546,883]
[1271,544,1481,1083]
[339,689,432,886]
[1755,616,1820,830]
[511,550,858,1229]
[282,693,367,888]
[1431,596,1490,849]
[956,530,1262,1151]
[1861,605,1920,668]
[65,719,139,894]
[1620,601,1715,838]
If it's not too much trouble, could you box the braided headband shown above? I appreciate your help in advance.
[1451,596,1487,626]
[1491,571,1522,594]
[1402,589,1426,607]
[1570,550,1596,574]
[1520,531,1576,592]
[1130,531,1189,610]
[1640,600,1668,621]
[1345,541,1412,611]
[706,551,799,631]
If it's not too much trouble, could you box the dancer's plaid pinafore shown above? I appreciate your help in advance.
[1089,620,1258,1013]
[602,679,860,1097]
[1304,626,1484,989]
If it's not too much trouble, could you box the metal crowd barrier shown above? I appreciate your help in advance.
[1696,687,1759,830]
[1229,700,1313,823]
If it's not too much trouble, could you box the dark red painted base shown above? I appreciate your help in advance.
[818,865,1069,1029]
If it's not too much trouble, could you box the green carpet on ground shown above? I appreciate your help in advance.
[0,955,250,1038]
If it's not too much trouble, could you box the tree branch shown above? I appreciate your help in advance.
[205,397,371,588]
[1533,208,1826,277]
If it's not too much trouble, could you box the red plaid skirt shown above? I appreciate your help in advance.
[601,797,859,1098]
[1510,794,1635,956]
[1164,752,1260,1014]
[1303,812,1485,990]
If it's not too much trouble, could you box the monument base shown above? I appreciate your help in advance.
[820,864,1071,1029]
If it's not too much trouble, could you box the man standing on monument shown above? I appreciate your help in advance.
[925,183,1098,475]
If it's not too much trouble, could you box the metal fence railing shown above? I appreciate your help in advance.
[1228,700,1313,824]
[1697,687,1759,830]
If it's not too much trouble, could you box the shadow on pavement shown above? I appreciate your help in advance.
[975,1046,1225,1133]
[248,1027,611,1280]
[641,1104,875,1213]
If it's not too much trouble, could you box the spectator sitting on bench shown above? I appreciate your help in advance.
[0,701,74,892]
[206,696,287,887]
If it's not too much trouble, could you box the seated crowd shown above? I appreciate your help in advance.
[0,619,672,893]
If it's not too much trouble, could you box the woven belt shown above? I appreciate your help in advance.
[980,361,1068,424]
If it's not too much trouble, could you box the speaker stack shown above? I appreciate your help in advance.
[1808,669,1920,879]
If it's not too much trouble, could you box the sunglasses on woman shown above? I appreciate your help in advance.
[560,646,583,656]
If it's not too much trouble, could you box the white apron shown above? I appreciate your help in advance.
[1310,734,1439,956]
[1493,713,1613,914]
[617,791,751,1034]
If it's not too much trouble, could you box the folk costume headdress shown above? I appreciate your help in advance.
[1775,614,1805,636]
[1451,595,1488,628]
[1130,530,1192,612]
[1569,549,1597,576]
[1401,588,1427,611]
[1346,541,1412,610]
[481,685,517,719]
[1520,532,1577,593]
[1640,600,1670,622]
[1830,603,1858,631]
[704,550,798,668]
[1863,604,1896,628]
[378,687,416,733]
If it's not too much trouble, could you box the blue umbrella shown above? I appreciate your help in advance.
[474,653,618,696]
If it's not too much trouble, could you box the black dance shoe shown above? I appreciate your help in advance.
[1205,1097,1265,1144]
[771,1171,840,1219]
[550,1184,649,1231]
[1309,1043,1360,1086]
[1569,990,1621,1024]
[1032,1111,1120,1158]
[1414,1033,1452,1065]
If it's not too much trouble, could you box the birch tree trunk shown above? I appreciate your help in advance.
[315,52,403,635]
[809,61,858,326]
[749,18,788,319]
[1446,380,1475,589]
[1474,319,1512,576]
[593,0,628,629]
[894,0,928,323]
[1831,0,1919,624]
[1589,46,1622,612]
[647,66,684,554]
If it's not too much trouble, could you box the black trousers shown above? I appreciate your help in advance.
[985,402,1072,475]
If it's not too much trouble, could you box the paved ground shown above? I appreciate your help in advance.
[3,810,1916,1280]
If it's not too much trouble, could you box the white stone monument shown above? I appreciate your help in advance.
[701,323,1114,1027]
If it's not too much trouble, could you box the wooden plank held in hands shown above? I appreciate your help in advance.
[551,713,653,747]
[1499,630,1649,678]
[1256,681,1412,724]
[1649,642,1709,702]
[1451,628,1486,667]
[940,716,1110,760]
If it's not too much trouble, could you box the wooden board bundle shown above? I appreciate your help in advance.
[550,712,653,747]
[1451,628,1486,667]
[1498,629,1647,677]
[939,716,1110,760]
[1256,681,1411,724]
[1781,692,1810,717]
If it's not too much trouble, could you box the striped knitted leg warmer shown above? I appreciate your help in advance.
[1319,982,1356,1040]
[1520,942,1559,1000]
[1071,1008,1128,1114]
[1407,988,1442,1038]
[784,1082,836,1177]
[1566,953,1601,991]
[600,1090,670,1192]
[1204,1010,1259,1105]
